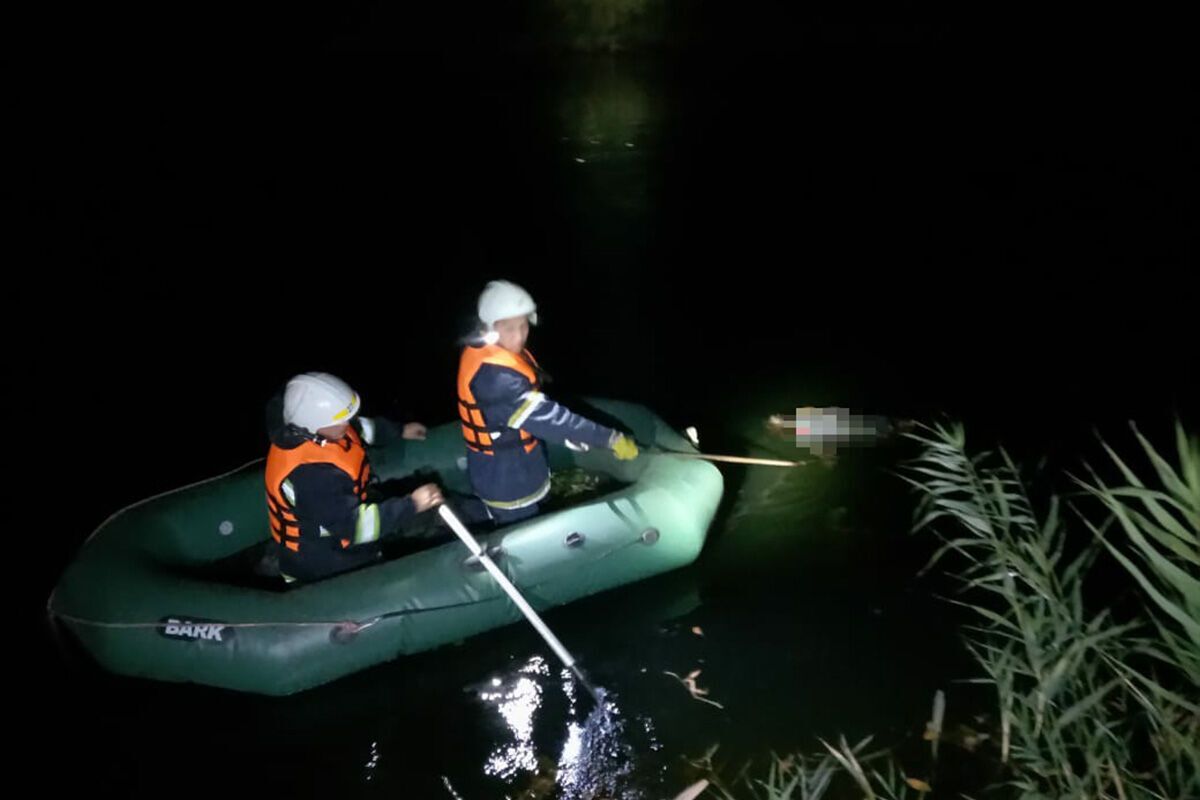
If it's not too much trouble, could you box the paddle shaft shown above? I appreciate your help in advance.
[637,442,802,468]
[657,451,802,467]
[436,504,598,697]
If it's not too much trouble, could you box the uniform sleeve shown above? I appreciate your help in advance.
[472,365,618,451]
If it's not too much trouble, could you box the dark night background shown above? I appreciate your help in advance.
[12,5,1197,794]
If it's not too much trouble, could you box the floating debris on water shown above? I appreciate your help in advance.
[663,669,724,709]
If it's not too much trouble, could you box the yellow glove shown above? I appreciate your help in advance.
[611,434,639,461]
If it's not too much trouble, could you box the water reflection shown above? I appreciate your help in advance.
[474,655,655,799]
[480,655,551,780]
[363,740,380,782]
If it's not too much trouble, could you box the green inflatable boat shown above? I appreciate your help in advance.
[48,399,723,696]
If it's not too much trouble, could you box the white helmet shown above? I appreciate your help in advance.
[283,372,360,434]
[478,280,538,330]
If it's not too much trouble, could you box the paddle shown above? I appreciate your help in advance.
[436,503,603,704]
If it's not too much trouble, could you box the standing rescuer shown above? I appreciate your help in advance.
[456,280,639,524]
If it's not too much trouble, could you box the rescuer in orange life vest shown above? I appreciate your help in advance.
[264,372,443,584]
[456,280,640,525]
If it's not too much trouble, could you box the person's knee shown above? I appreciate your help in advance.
[280,545,380,584]
[490,503,539,525]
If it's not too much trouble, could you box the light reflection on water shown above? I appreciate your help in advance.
[474,654,654,799]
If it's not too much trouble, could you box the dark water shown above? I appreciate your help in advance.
[24,15,1194,797]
